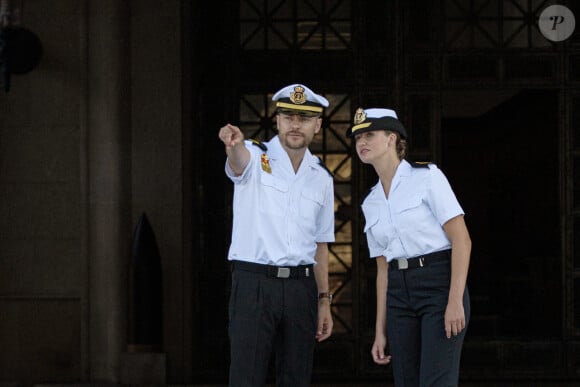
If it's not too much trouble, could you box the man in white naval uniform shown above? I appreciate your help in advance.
[218,84,335,387]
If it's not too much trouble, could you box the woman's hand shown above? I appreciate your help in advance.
[371,333,392,365]
[445,298,466,338]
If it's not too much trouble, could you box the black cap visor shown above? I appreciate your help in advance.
[347,116,407,139]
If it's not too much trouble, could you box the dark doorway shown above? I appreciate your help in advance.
[188,0,580,379]
[442,90,561,340]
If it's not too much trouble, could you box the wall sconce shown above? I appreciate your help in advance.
[0,0,42,92]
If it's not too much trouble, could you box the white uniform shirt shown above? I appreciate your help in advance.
[362,160,464,261]
[225,135,335,266]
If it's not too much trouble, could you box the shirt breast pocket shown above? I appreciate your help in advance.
[299,188,324,225]
[395,193,429,229]
[397,194,422,212]
[363,212,388,255]
[363,212,380,234]
[260,173,289,215]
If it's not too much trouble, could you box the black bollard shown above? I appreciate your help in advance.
[0,26,42,92]
[128,212,163,352]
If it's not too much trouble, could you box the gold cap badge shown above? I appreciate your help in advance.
[353,107,366,124]
[290,86,307,105]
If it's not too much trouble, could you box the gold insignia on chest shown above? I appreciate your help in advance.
[353,107,366,124]
[290,86,307,105]
[261,153,272,173]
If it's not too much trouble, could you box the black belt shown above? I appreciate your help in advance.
[231,260,313,279]
[389,249,451,271]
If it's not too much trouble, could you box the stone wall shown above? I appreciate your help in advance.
[0,0,186,384]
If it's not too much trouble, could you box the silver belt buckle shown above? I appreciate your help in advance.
[397,258,408,270]
[277,267,291,278]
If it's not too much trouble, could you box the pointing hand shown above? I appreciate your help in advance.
[219,124,245,151]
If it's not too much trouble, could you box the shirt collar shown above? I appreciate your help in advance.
[390,159,411,193]
[367,159,412,198]
[397,159,412,176]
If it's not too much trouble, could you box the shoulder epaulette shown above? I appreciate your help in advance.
[250,138,267,152]
[317,157,333,178]
[410,161,431,168]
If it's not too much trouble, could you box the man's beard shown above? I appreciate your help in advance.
[282,132,308,150]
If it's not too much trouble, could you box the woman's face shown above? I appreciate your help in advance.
[354,130,394,164]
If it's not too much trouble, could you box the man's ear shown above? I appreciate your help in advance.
[315,117,323,133]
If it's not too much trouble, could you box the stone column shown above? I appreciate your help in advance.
[86,0,130,381]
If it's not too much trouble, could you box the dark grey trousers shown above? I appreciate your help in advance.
[228,268,318,387]
[387,253,470,387]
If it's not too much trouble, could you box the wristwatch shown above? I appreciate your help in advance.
[318,292,333,305]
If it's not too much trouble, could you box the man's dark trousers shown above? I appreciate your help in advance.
[228,265,318,387]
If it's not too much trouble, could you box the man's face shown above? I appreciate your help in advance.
[276,112,322,151]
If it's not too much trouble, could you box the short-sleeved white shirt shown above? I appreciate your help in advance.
[362,159,464,261]
[225,135,335,266]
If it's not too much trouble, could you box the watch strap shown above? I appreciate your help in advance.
[318,292,333,304]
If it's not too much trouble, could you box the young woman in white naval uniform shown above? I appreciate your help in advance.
[348,107,471,387]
